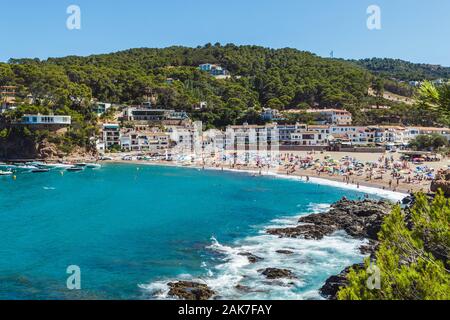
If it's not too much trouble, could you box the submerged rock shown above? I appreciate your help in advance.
[167,281,215,300]
[235,284,267,293]
[260,268,296,279]
[276,250,294,255]
[238,252,264,263]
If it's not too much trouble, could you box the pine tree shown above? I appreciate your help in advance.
[338,192,450,300]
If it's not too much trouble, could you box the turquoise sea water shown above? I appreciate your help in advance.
[0,164,380,300]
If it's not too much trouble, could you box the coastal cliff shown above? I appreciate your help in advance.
[0,128,95,160]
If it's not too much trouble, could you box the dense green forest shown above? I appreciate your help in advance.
[354,58,450,81]
[1,44,374,129]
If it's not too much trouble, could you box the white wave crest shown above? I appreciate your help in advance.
[138,203,367,300]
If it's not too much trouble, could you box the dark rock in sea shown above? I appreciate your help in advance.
[235,284,267,293]
[167,281,215,300]
[235,284,251,292]
[260,268,296,279]
[238,252,264,263]
[267,198,392,241]
[276,250,294,255]
[320,264,364,300]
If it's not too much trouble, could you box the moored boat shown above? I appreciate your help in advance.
[15,165,38,171]
[31,168,50,173]
[46,163,74,169]
[66,166,84,172]
[0,170,13,176]
[86,163,101,169]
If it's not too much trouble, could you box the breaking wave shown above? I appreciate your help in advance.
[138,203,367,300]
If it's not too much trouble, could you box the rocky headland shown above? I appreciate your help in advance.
[163,197,395,300]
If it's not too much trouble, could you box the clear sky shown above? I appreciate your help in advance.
[1,0,449,65]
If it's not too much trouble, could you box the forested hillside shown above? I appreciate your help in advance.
[354,58,450,81]
[1,44,372,129]
[1,44,450,157]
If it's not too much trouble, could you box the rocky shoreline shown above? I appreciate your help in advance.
[163,197,396,300]
[267,198,393,256]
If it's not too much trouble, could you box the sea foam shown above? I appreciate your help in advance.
[139,203,367,300]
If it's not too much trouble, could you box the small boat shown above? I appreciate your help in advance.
[0,170,13,176]
[86,163,101,169]
[15,165,38,170]
[27,161,46,167]
[31,168,50,173]
[75,163,87,168]
[47,163,74,169]
[66,167,84,172]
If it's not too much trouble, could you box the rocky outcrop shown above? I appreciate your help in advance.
[167,281,215,300]
[260,268,296,279]
[238,252,264,263]
[37,140,64,159]
[265,198,392,300]
[276,250,294,255]
[319,264,364,300]
[267,198,392,243]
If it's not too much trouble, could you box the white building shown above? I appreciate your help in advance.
[261,108,284,121]
[225,123,279,151]
[405,127,450,142]
[306,109,353,125]
[21,114,71,125]
[167,121,203,155]
[329,125,371,145]
[277,123,302,143]
[101,123,121,149]
[94,102,112,115]
[369,126,407,146]
[120,131,169,152]
[199,63,230,78]
[289,125,329,146]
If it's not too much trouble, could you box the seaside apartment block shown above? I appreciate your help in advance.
[119,131,170,152]
[100,123,121,150]
[225,123,280,151]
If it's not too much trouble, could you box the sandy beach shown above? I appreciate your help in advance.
[96,149,450,198]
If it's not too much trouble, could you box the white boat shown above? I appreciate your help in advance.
[0,170,13,176]
[15,165,38,170]
[75,163,87,167]
[46,163,74,169]
[27,161,45,167]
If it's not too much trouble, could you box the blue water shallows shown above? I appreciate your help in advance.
[0,164,379,300]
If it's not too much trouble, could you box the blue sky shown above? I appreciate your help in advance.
[1,0,449,65]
